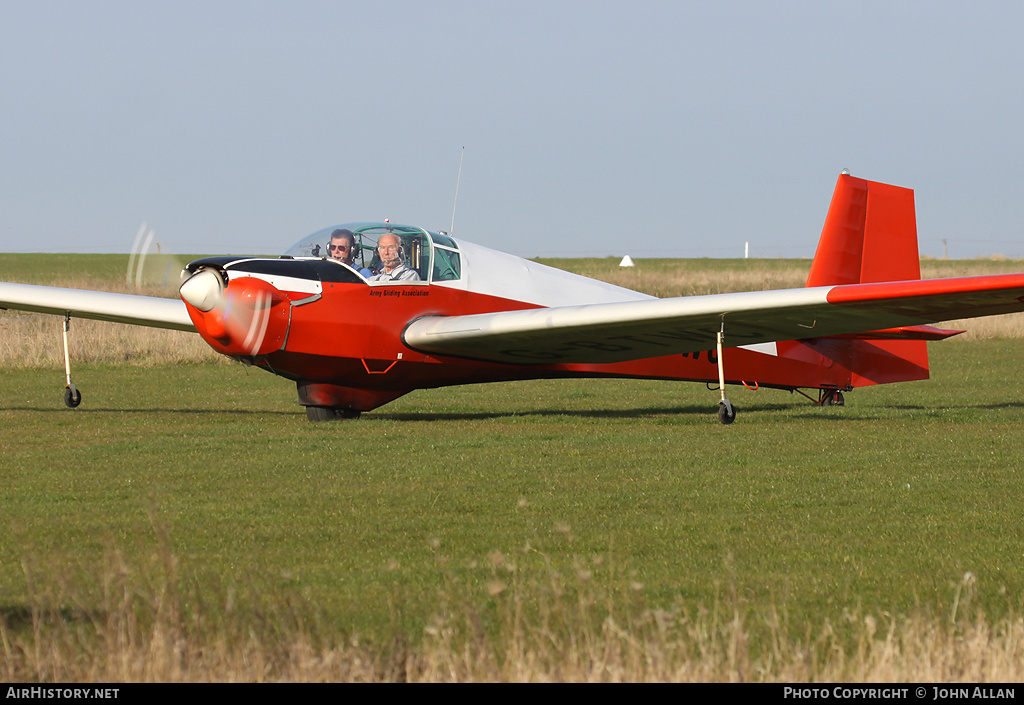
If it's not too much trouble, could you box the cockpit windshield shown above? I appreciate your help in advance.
[283,222,461,283]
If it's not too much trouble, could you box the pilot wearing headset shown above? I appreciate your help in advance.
[369,233,421,282]
[328,229,372,278]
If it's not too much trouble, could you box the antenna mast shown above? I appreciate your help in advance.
[450,146,464,235]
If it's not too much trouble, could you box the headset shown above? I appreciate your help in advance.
[373,234,408,273]
[327,229,359,266]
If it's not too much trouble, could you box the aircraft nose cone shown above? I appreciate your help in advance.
[179,269,224,312]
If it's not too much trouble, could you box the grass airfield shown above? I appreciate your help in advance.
[2,254,1023,680]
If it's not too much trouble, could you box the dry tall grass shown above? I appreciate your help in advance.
[0,277,222,368]
[587,267,810,298]
[2,546,1020,683]
[3,258,1024,369]
[0,314,223,368]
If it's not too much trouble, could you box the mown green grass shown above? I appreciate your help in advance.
[0,252,207,295]
[0,253,135,285]
[3,253,1024,649]
[2,341,1023,642]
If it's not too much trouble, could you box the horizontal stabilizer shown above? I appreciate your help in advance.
[827,324,964,341]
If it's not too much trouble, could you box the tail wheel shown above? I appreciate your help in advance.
[820,389,845,407]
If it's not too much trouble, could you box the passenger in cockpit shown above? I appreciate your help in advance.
[369,233,421,282]
[328,229,372,278]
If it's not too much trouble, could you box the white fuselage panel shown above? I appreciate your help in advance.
[442,240,653,307]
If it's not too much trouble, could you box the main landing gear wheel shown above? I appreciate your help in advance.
[63,385,82,408]
[305,406,362,421]
[718,400,737,425]
[305,406,333,421]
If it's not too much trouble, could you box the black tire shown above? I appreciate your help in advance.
[63,386,82,408]
[717,400,736,425]
[821,390,845,407]
[305,406,335,422]
[305,406,362,421]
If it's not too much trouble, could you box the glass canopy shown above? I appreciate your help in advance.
[283,222,460,282]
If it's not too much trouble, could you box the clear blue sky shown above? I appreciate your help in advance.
[1,1,1022,259]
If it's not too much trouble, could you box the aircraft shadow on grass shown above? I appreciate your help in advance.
[1,406,298,417]
[7,399,1023,422]
[5,402,787,421]
[784,400,1024,421]
[353,402,795,422]
[376,400,1024,422]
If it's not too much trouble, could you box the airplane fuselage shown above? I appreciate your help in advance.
[178,223,889,414]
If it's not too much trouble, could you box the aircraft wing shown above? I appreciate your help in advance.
[0,282,195,331]
[405,274,1024,364]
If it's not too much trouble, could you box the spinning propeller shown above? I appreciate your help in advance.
[179,269,290,357]
[126,224,185,293]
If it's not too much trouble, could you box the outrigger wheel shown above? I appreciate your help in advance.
[60,315,82,409]
[305,406,362,421]
[718,399,737,425]
[714,325,737,425]
[63,384,82,408]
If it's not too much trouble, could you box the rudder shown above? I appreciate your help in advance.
[798,173,930,389]
[806,173,920,287]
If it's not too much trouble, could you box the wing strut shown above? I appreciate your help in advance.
[62,313,82,408]
[716,321,735,424]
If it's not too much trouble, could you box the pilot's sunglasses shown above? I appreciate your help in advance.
[329,244,351,251]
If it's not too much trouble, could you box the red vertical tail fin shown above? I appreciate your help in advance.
[793,173,930,389]
[806,173,920,287]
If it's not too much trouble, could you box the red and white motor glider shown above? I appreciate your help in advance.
[3,173,1023,423]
